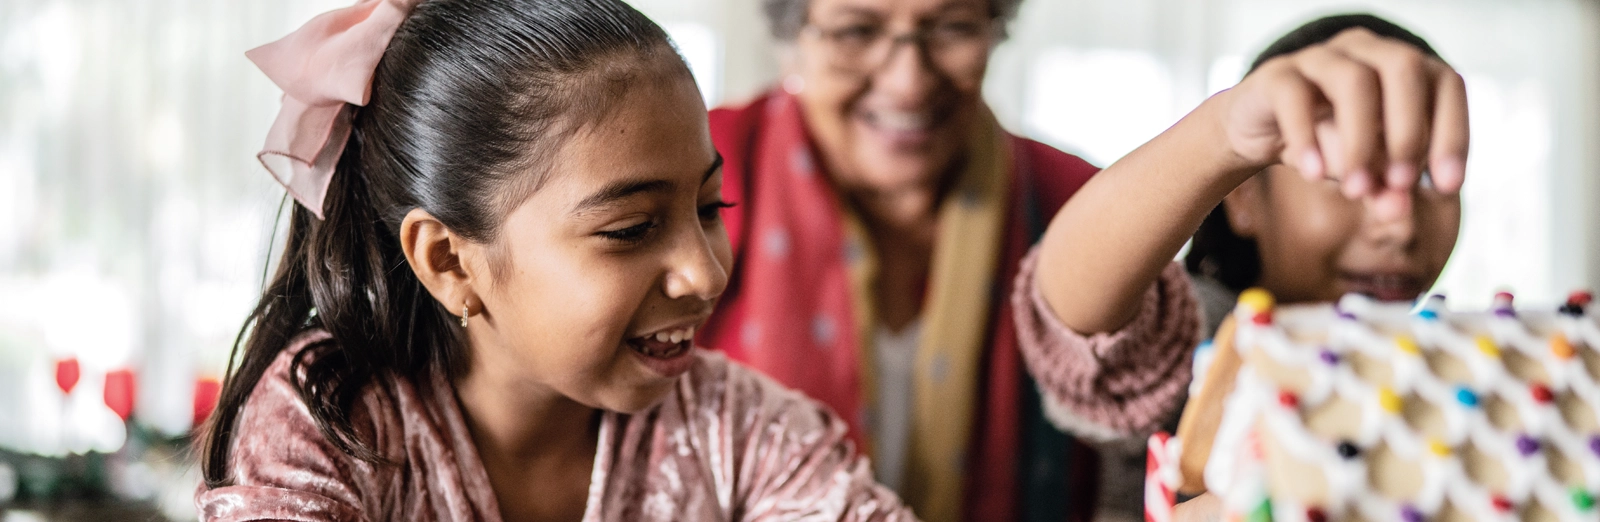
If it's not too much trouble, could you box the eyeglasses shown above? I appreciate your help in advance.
[800,18,997,77]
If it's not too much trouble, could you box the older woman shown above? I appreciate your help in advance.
[697,0,1199,520]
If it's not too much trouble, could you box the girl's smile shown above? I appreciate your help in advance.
[625,320,704,378]
[1337,271,1429,302]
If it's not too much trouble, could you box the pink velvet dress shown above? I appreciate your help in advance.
[195,332,914,521]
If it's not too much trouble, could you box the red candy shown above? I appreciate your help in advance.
[1572,290,1594,307]
[1251,312,1273,325]
[1532,384,1555,404]
[1306,508,1327,522]
[1492,495,1514,512]
[1279,390,1300,408]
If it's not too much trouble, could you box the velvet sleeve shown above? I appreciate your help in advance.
[196,335,395,522]
[715,360,917,522]
[1011,246,1201,440]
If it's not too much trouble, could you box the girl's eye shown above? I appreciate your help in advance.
[699,200,736,221]
[598,220,658,243]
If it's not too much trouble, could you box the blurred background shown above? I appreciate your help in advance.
[0,0,1596,519]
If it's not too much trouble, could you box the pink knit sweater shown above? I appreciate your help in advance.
[1012,249,1199,438]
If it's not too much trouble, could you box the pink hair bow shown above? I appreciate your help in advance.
[246,0,421,219]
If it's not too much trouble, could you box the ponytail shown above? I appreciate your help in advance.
[201,144,464,486]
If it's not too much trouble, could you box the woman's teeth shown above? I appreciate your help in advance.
[870,110,932,131]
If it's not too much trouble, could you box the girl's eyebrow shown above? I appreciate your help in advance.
[571,153,726,215]
[701,153,725,184]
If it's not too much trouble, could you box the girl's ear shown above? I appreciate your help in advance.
[1222,174,1267,239]
[400,208,484,317]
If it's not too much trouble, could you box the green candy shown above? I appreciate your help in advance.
[1249,499,1273,522]
[1574,488,1596,511]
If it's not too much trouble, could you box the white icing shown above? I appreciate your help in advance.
[1198,294,1600,522]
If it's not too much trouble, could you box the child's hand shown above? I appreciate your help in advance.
[1173,493,1222,522]
[1216,27,1468,218]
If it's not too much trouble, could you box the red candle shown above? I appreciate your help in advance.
[193,377,222,428]
[54,357,80,395]
[103,369,137,422]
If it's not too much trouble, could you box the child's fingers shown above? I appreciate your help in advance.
[1327,29,1435,191]
[1427,64,1470,194]
[1312,120,1362,193]
[1257,63,1326,181]
[1291,45,1384,190]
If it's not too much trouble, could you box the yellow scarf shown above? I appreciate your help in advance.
[845,110,1011,522]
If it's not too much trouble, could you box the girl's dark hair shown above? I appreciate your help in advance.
[201,0,682,487]
[1185,13,1441,292]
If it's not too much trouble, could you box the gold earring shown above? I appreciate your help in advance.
[461,302,470,327]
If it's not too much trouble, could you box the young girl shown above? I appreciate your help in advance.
[1186,14,1461,337]
[196,0,911,520]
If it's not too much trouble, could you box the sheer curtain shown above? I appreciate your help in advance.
[0,0,354,444]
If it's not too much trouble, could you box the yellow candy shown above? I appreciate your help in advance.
[1428,439,1452,457]
[1476,336,1501,358]
[1379,388,1404,414]
[1237,287,1275,314]
[1553,334,1577,360]
[1394,336,1421,355]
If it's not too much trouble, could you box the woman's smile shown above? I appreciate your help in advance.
[854,104,954,150]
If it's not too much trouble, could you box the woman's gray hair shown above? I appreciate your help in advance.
[762,0,1024,41]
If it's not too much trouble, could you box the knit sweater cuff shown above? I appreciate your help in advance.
[1011,247,1200,437]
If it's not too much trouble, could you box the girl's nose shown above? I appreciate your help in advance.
[663,226,729,302]
[1362,190,1418,248]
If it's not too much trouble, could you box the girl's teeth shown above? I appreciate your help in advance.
[643,326,696,346]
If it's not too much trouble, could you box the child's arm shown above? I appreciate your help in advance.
[1036,27,1469,335]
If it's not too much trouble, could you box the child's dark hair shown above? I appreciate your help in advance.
[201,0,684,487]
[1184,13,1442,292]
